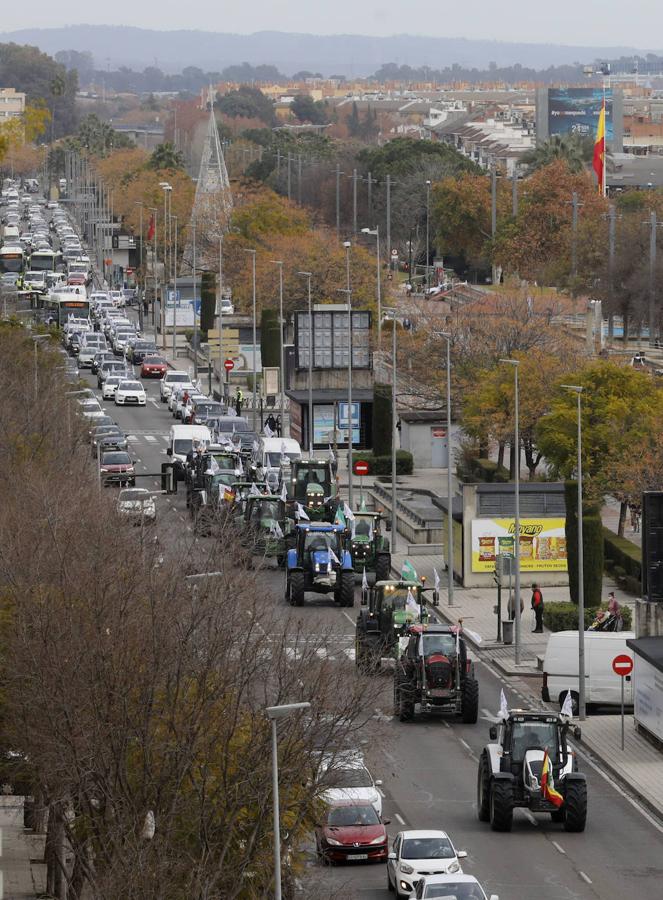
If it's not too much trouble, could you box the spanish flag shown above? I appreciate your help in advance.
[541,750,564,808]
[593,100,606,196]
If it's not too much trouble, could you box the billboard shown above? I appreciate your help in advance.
[471,518,567,573]
[548,88,613,141]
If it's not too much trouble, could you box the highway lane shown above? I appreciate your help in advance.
[78,362,663,900]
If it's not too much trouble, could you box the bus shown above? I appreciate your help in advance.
[29,248,61,273]
[0,244,25,275]
[45,293,91,327]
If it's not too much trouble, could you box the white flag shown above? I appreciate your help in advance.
[463,626,483,645]
[249,483,261,496]
[433,567,441,591]
[296,503,309,520]
[561,690,574,719]
[329,548,340,566]
[264,423,274,438]
[252,439,259,453]
[498,688,509,721]
[237,457,244,475]
[270,520,284,538]
[362,567,369,591]
[406,588,419,615]
[328,444,336,463]
[343,502,355,521]
[280,483,288,502]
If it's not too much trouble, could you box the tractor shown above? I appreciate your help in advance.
[184,447,240,509]
[393,624,479,724]
[286,459,339,522]
[189,470,238,535]
[347,510,391,580]
[355,579,437,674]
[240,495,289,566]
[285,522,355,607]
[477,710,587,833]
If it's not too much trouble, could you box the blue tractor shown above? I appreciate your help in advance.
[285,522,355,607]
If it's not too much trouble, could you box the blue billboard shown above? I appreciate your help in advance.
[548,88,613,141]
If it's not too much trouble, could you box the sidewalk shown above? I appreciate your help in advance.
[0,796,45,898]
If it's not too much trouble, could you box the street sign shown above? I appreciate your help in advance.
[224,359,235,372]
[391,249,398,257]
[353,460,369,476]
[612,654,633,677]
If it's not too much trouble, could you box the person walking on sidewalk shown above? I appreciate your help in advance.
[531,583,544,633]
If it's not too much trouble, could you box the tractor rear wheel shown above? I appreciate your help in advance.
[489,779,513,832]
[563,779,587,832]
[477,753,490,822]
[461,676,479,724]
[375,553,391,582]
[338,571,355,607]
[289,571,305,607]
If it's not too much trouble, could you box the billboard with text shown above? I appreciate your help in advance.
[548,88,613,141]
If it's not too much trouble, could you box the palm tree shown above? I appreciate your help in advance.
[521,134,590,174]
[149,142,185,172]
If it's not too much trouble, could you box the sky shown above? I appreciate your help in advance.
[0,0,660,49]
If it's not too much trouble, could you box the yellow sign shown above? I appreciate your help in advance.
[471,518,567,573]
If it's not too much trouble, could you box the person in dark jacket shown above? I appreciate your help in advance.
[531,583,544,633]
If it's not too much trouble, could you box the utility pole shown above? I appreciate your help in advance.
[608,204,616,343]
[650,210,657,346]
[571,191,579,280]
[352,168,358,235]
[491,163,497,238]
[512,169,519,217]
[386,174,391,273]
[297,154,302,205]
[367,171,373,220]
[287,155,292,202]
[335,163,341,238]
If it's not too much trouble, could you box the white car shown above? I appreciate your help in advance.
[110,290,125,308]
[102,375,123,400]
[160,370,193,402]
[117,488,156,523]
[319,761,382,817]
[168,384,195,414]
[388,830,467,899]
[407,873,498,900]
[114,380,147,406]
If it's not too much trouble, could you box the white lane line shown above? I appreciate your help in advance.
[144,435,157,443]
[481,708,494,720]
[150,400,160,409]
[523,811,537,826]
[459,739,472,754]
[377,787,386,798]
[341,611,356,628]
[394,813,406,826]
[552,840,566,855]
[0,867,3,899]
[579,872,592,885]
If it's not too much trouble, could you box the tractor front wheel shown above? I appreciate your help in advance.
[375,553,391,582]
[461,676,479,724]
[289,571,305,607]
[489,779,514,832]
[477,753,490,822]
[563,779,587,833]
[338,571,355,607]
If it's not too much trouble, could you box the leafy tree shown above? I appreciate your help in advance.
[148,141,185,171]
[216,87,276,126]
[290,94,328,125]
[0,43,78,138]
[76,113,134,156]
[292,70,323,80]
[200,271,216,333]
[357,137,478,181]
[348,101,361,137]
[520,134,591,174]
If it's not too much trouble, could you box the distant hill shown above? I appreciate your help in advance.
[0,25,655,77]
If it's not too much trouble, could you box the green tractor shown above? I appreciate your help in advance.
[355,579,438,674]
[347,510,391,581]
[241,495,290,566]
[286,459,339,523]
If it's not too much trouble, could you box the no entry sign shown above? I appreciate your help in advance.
[224,359,235,372]
[353,460,369,476]
[612,654,633,677]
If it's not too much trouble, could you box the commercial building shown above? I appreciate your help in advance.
[0,87,25,121]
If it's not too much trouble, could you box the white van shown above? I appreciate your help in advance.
[542,630,636,711]
[167,424,211,480]
[251,437,301,489]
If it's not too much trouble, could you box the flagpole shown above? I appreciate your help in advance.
[603,82,607,198]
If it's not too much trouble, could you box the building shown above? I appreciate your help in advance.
[0,87,25,121]
[433,114,535,173]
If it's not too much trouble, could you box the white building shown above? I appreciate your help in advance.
[0,88,26,121]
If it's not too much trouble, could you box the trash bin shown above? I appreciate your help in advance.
[502,620,514,645]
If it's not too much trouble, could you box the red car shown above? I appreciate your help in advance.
[140,355,168,378]
[67,272,87,286]
[315,801,389,864]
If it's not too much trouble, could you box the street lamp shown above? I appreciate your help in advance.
[244,249,258,431]
[499,358,521,664]
[383,308,398,551]
[361,227,381,346]
[298,271,314,457]
[160,183,172,350]
[265,702,311,900]
[342,240,353,507]
[31,334,50,398]
[270,260,286,430]
[170,215,178,360]
[561,384,586,720]
[425,180,432,290]
[435,332,454,606]
[134,201,144,328]
[148,206,159,343]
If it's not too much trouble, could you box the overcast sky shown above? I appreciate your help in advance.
[1,0,660,49]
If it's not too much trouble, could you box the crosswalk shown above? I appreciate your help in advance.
[285,645,356,663]
[125,432,169,446]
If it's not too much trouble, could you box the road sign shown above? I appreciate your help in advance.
[224,359,235,372]
[612,654,633,677]
[391,249,398,257]
[353,460,369,476]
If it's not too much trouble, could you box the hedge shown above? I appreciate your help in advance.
[565,482,603,607]
[543,600,632,632]
[352,450,413,476]
[458,457,509,483]
[603,527,641,583]
[372,383,392,457]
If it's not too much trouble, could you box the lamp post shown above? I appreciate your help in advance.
[134,201,144,328]
[562,385,586,720]
[160,183,172,350]
[148,206,158,343]
[171,215,178,360]
[383,308,398,551]
[298,271,314,457]
[342,240,353,506]
[361,226,381,346]
[219,235,224,402]
[499,358,521,664]
[436,332,454,606]
[425,180,432,290]
[31,334,49,399]
[271,260,286,429]
[243,249,258,431]
[265,702,311,900]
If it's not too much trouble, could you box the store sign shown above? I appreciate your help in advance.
[471,518,567,573]
[633,654,663,743]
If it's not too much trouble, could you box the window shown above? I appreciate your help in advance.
[296,310,371,369]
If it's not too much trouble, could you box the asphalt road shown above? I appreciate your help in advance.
[79,360,663,900]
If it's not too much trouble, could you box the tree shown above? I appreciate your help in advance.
[216,87,276,126]
[290,94,327,125]
[357,137,478,181]
[148,141,185,171]
[200,271,216,333]
[520,134,591,174]
[0,43,78,137]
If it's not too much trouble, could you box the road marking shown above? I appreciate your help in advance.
[459,739,472,754]
[377,787,386,798]
[523,811,538,826]
[552,840,565,854]
[144,435,157,443]
[579,872,592,884]
[481,708,494,720]
[394,813,406,826]
[150,400,160,408]
[341,611,356,629]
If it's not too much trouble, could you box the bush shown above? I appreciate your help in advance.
[603,527,641,582]
[352,450,413,476]
[457,456,510,483]
[200,271,216,333]
[544,600,632,632]
[372,383,392,457]
[565,481,603,606]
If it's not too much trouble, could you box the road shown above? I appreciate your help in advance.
[80,362,663,900]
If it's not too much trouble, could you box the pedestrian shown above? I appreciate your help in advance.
[234,387,243,417]
[275,414,282,437]
[531,583,544,633]
[607,592,624,632]
[265,413,277,434]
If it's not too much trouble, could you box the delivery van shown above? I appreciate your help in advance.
[542,630,635,712]
[167,424,211,480]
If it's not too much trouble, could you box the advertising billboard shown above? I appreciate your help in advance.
[548,88,613,141]
[471,518,567,573]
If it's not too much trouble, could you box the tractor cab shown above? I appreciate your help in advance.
[355,580,432,674]
[287,459,338,521]
[285,522,355,607]
[348,511,390,578]
[242,495,288,564]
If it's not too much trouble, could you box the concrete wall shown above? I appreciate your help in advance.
[400,422,461,469]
